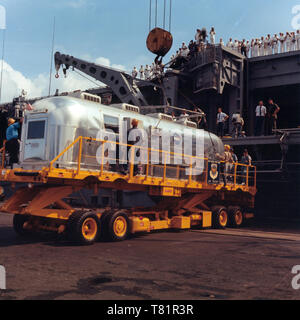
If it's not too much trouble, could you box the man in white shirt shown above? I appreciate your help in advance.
[253,39,259,57]
[216,107,229,138]
[291,32,297,51]
[210,27,216,45]
[139,65,144,79]
[181,42,189,57]
[233,40,239,52]
[266,34,273,55]
[226,38,233,49]
[272,34,279,54]
[255,101,267,136]
[279,33,286,53]
[246,40,251,57]
[195,29,201,45]
[144,65,150,80]
[179,111,189,122]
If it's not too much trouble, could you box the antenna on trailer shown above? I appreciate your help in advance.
[48,17,56,96]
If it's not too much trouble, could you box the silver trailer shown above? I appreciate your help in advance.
[20,96,224,171]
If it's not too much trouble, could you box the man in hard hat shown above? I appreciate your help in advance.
[224,145,234,184]
[6,117,23,168]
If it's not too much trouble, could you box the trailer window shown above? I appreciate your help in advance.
[27,120,46,139]
[104,115,119,134]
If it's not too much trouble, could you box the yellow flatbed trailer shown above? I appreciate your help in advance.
[0,137,256,245]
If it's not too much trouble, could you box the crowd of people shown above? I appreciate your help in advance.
[131,62,164,80]
[167,27,300,66]
[214,98,280,138]
[217,146,252,186]
[225,30,300,58]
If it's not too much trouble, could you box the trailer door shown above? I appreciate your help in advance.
[23,118,47,161]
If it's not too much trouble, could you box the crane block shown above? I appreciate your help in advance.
[146,27,173,57]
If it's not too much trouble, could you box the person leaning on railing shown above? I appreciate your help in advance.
[216,145,233,186]
[240,149,252,185]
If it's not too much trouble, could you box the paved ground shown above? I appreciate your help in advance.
[0,213,300,300]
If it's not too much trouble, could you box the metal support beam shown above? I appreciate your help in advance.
[54,52,148,107]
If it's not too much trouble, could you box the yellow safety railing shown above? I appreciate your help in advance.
[48,136,257,190]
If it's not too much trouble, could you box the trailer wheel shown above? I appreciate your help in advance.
[212,206,228,229]
[67,211,100,245]
[107,211,130,242]
[13,214,31,237]
[228,206,244,228]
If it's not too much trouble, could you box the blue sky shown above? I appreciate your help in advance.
[0,0,299,101]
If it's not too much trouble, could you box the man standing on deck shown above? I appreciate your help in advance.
[144,65,150,80]
[279,33,286,53]
[267,99,280,134]
[272,34,279,54]
[216,107,229,138]
[6,118,23,168]
[226,38,233,50]
[195,29,201,45]
[255,101,267,136]
[132,67,138,79]
[241,40,247,57]
[240,149,252,184]
[139,65,144,79]
[209,27,216,45]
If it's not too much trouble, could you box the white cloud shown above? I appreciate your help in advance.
[95,57,110,66]
[0,60,44,103]
[0,60,102,103]
[94,56,126,71]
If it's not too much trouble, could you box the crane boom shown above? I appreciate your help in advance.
[54,52,148,107]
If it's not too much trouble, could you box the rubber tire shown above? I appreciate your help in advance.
[107,211,130,242]
[212,206,228,229]
[228,206,244,228]
[67,211,100,245]
[13,214,31,237]
[98,211,113,241]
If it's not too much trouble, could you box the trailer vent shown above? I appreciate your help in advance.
[67,90,101,103]
[146,113,174,122]
[124,104,140,113]
[186,121,197,129]
[177,118,197,128]
[111,104,140,114]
